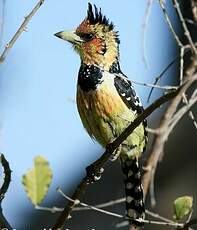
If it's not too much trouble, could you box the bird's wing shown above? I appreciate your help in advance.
[114,73,144,114]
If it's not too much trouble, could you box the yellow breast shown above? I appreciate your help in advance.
[76,78,134,146]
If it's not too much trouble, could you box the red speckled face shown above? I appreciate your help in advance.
[75,19,108,64]
[69,4,119,69]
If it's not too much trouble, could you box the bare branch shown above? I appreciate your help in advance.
[141,0,154,67]
[56,188,184,228]
[142,67,197,199]
[131,79,177,90]
[0,0,6,48]
[158,0,183,47]
[0,154,11,203]
[147,56,178,102]
[0,0,45,62]
[172,0,197,54]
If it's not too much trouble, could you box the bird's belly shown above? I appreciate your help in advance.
[77,83,145,157]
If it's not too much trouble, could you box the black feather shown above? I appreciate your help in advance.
[87,3,114,30]
[114,75,143,114]
[121,157,145,226]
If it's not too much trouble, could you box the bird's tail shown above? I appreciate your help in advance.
[121,157,145,228]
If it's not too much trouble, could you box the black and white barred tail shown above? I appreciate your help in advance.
[121,157,145,227]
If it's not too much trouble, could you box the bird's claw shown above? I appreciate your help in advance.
[86,165,104,183]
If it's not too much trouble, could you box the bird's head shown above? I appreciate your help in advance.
[55,3,120,70]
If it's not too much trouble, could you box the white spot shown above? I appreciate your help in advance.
[126,182,133,189]
[135,186,141,193]
[127,209,134,217]
[135,160,139,167]
[134,100,140,106]
[128,170,133,177]
[135,172,141,179]
[126,196,133,203]
[126,97,131,100]
[121,92,126,96]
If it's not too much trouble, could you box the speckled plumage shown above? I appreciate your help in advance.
[77,70,146,159]
[55,3,147,227]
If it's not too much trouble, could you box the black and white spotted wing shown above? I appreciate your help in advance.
[114,74,143,114]
[114,73,148,150]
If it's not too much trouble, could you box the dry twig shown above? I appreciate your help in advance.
[0,0,45,62]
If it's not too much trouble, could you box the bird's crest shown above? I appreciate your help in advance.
[87,3,114,30]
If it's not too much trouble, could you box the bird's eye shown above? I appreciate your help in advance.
[79,33,94,42]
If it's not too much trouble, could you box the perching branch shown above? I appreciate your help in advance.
[0,0,45,63]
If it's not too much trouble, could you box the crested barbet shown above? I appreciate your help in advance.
[55,3,148,227]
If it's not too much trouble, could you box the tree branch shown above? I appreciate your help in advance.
[0,0,45,63]
[142,64,197,199]
[0,154,12,229]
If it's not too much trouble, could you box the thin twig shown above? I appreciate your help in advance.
[185,18,197,26]
[57,188,184,228]
[147,57,178,102]
[0,0,6,48]
[142,62,197,199]
[147,44,195,102]
[159,0,183,47]
[0,154,11,202]
[179,45,197,130]
[183,94,197,130]
[180,46,185,84]
[141,0,154,68]
[0,0,45,62]
[168,92,197,132]
[149,167,156,207]
[183,218,197,229]
[131,79,177,90]
[172,0,197,55]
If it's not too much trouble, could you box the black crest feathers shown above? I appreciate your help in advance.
[87,3,114,30]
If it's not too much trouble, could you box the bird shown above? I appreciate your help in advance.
[55,3,148,227]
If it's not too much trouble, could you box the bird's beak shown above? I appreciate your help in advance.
[54,30,83,44]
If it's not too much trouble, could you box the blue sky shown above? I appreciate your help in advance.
[0,0,177,228]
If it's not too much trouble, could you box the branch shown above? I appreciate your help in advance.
[172,0,197,55]
[141,0,154,68]
[0,0,45,63]
[0,154,12,229]
[56,188,184,228]
[0,154,11,202]
[183,218,197,229]
[159,0,183,47]
[142,66,197,198]
[0,0,6,48]
[52,85,187,229]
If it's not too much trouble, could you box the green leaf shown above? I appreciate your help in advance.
[173,196,193,220]
[22,155,52,205]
